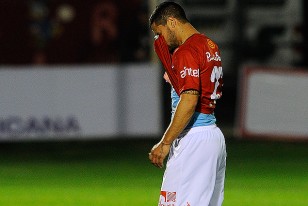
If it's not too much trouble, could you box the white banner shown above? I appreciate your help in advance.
[235,67,308,140]
[0,64,162,141]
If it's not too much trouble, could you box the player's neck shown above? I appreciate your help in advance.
[178,23,199,45]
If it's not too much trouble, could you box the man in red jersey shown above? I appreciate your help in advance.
[148,2,226,206]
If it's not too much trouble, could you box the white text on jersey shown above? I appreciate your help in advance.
[180,67,199,78]
[206,52,221,62]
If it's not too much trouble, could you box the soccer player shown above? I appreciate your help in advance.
[148,1,227,206]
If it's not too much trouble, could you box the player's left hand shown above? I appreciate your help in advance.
[149,141,171,168]
[163,72,171,84]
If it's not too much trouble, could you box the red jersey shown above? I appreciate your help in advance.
[172,34,223,114]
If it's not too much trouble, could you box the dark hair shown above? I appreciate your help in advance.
[149,1,188,27]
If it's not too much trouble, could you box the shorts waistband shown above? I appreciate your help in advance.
[179,124,217,137]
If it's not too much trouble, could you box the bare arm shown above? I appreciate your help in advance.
[149,90,199,168]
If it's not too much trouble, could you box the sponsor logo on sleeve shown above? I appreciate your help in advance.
[207,39,216,49]
[206,52,221,62]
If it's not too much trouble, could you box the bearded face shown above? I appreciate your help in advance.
[151,22,179,53]
[166,26,178,53]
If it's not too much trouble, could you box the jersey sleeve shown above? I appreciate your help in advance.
[175,49,200,94]
[154,35,180,95]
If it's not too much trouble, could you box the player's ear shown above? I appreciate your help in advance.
[167,17,176,29]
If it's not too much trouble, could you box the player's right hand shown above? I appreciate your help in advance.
[148,141,171,168]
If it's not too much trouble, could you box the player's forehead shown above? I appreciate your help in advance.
[151,23,165,35]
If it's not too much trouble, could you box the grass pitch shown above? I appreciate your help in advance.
[0,138,307,206]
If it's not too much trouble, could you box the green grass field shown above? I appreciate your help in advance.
[0,138,307,206]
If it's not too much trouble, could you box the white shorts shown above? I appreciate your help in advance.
[158,125,226,206]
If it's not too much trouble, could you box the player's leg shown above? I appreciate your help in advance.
[209,127,227,206]
[158,133,186,205]
[178,125,226,205]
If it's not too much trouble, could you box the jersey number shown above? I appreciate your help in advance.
[210,66,223,100]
